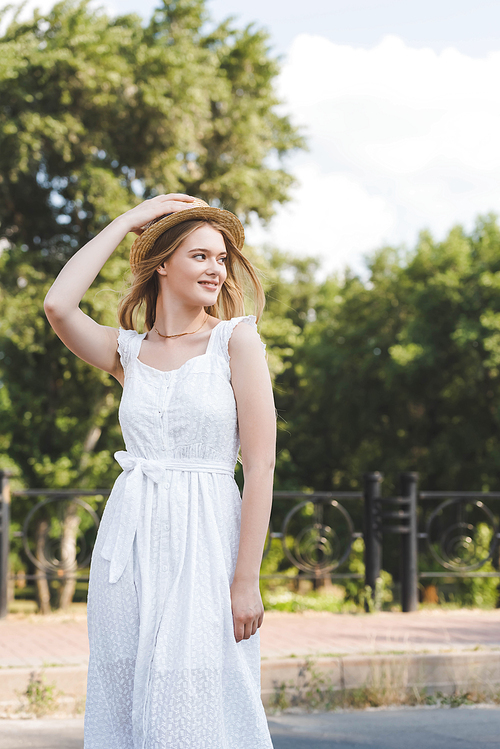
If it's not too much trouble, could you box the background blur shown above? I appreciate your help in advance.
[1,0,500,614]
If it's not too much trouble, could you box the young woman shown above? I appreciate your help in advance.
[44,193,276,748]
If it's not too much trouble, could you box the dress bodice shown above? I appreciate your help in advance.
[117,315,266,467]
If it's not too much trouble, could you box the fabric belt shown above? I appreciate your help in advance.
[100,450,235,584]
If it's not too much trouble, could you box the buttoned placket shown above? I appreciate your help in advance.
[143,372,174,746]
[158,371,173,561]
[157,371,172,450]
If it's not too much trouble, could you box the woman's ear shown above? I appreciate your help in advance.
[156,262,168,276]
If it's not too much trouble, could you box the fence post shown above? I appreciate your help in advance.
[0,470,11,619]
[399,471,419,612]
[363,472,383,610]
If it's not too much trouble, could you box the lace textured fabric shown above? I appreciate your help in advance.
[84,316,274,749]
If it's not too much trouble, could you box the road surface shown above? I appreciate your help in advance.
[0,706,498,748]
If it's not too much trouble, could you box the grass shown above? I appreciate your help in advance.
[0,667,87,719]
[268,655,500,713]
[263,589,362,613]
[15,669,61,717]
[7,593,500,618]
[9,597,499,617]
[6,600,88,619]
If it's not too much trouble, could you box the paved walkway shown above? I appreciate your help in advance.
[260,608,500,658]
[0,608,499,668]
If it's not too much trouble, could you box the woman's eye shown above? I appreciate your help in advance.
[192,253,226,263]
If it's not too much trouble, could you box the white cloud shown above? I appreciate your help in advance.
[3,4,499,277]
[247,163,394,278]
[246,33,500,276]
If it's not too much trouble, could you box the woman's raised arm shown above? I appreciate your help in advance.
[43,194,195,383]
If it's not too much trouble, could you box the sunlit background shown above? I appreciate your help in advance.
[3,0,500,278]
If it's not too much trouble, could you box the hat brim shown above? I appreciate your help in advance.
[129,205,245,271]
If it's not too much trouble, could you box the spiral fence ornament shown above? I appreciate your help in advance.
[281,498,355,574]
[426,497,499,572]
[22,495,100,575]
[3,470,500,623]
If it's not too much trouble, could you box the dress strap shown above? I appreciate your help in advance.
[117,327,146,371]
[211,315,266,363]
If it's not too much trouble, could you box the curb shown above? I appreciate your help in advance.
[260,651,500,707]
[1,652,499,716]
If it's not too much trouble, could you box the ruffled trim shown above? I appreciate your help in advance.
[117,327,140,371]
[223,315,266,363]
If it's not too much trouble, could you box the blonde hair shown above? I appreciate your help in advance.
[118,219,265,331]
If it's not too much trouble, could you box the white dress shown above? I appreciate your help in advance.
[84,315,274,749]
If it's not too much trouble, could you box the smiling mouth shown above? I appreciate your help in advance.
[198,281,218,290]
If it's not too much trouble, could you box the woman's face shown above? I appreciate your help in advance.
[157,224,228,306]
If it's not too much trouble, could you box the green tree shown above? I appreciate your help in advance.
[274,216,500,602]
[0,0,305,609]
[278,215,500,494]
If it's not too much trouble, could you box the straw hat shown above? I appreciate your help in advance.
[129,197,245,272]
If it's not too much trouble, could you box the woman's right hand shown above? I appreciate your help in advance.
[120,193,198,236]
[44,192,197,385]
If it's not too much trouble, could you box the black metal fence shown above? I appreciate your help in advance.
[263,489,363,582]
[1,468,499,619]
[0,470,105,618]
[364,472,500,612]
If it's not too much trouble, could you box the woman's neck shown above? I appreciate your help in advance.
[153,300,208,338]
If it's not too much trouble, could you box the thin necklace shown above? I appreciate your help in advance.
[154,312,209,339]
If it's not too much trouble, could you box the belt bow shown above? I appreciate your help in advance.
[100,451,169,584]
[100,450,234,584]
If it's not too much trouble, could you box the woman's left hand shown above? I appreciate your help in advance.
[229,578,264,642]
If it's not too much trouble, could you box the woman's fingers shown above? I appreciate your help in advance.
[160,198,197,213]
[124,194,199,234]
[157,193,197,212]
[233,614,261,642]
[230,580,264,641]
[160,193,196,202]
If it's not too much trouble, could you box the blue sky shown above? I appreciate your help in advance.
[3,0,500,278]
[109,0,500,59]
[222,0,500,59]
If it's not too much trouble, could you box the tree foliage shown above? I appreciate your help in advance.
[275,214,500,495]
[0,0,305,490]
[3,1,500,609]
